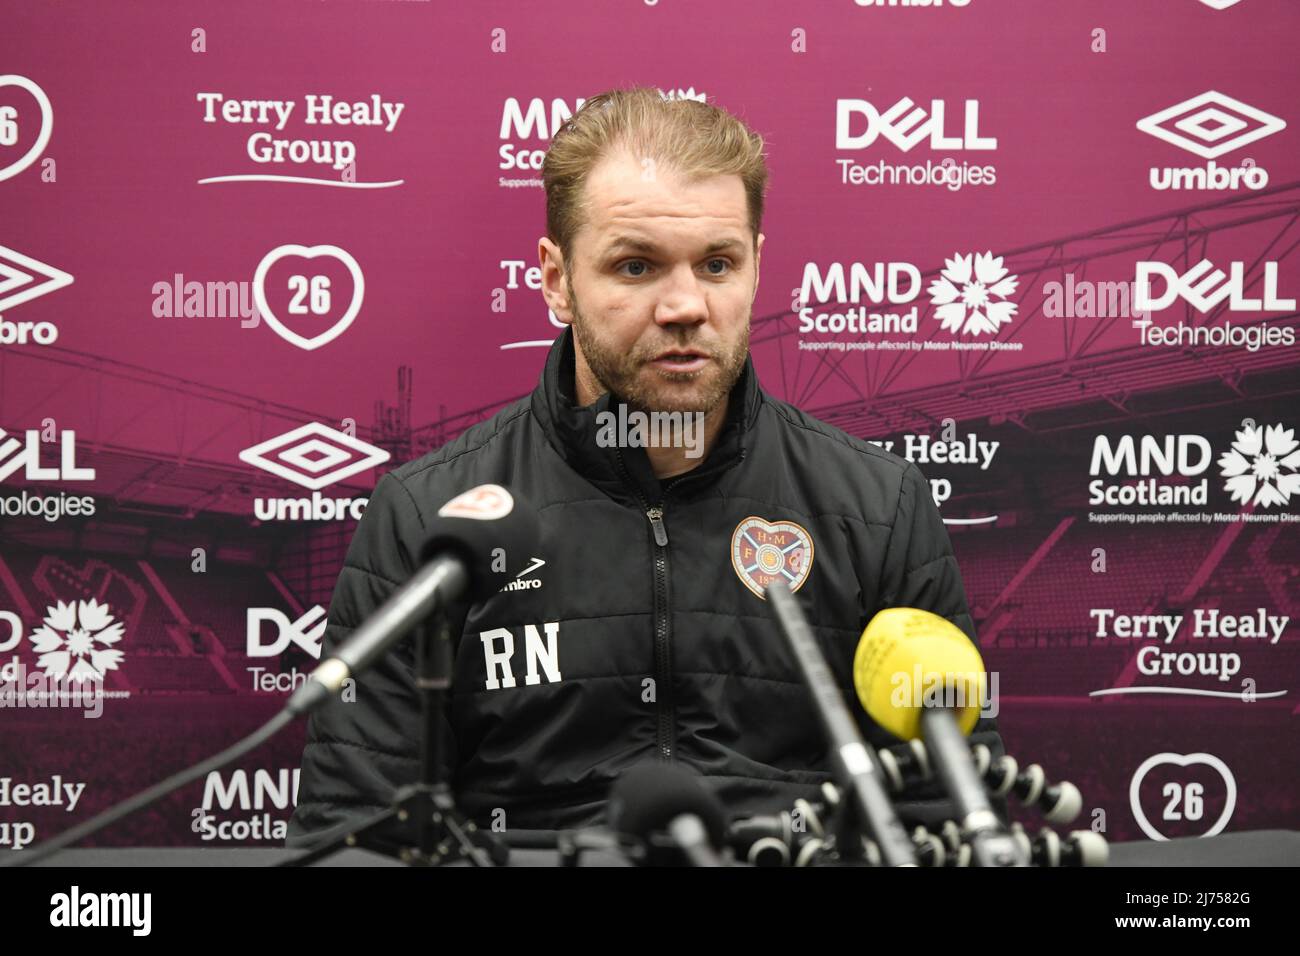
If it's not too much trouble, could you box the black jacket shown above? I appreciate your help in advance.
[286,328,1004,847]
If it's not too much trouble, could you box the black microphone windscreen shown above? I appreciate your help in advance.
[607,762,728,848]
[419,485,540,602]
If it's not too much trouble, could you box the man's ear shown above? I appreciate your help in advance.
[753,232,764,300]
[539,237,574,325]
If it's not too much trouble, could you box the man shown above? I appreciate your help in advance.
[286,87,1004,849]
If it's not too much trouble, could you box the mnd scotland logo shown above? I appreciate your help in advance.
[795,251,1022,353]
[29,599,124,682]
[1219,422,1300,509]
[1087,421,1300,523]
[927,252,1018,337]
[498,88,705,187]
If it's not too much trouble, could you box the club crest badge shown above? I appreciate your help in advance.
[730,516,815,599]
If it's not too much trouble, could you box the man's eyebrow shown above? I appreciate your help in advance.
[601,235,748,256]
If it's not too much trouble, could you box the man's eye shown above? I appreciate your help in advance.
[618,260,650,278]
[616,258,732,278]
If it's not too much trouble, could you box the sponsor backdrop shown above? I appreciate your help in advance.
[1,0,1297,851]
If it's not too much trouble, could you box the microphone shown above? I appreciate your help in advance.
[9,484,536,868]
[727,797,829,866]
[876,739,1085,825]
[764,580,917,866]
[853,607,1027,867]
[607,763,728,866]
[286,484,539,716]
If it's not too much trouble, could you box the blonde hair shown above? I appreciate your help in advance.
[542,87,769,267]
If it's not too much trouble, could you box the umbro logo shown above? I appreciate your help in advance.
[1137,91,1284,160]
[239,422,389,522]
[500,557,545,592]
[1138,90,1284,192]
[239,422,389,491]
[0,244,73,346]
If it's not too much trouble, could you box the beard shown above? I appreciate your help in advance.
[567,277,750,416]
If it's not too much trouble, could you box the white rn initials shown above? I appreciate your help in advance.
[479,622,562,690]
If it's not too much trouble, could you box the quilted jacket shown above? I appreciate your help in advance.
[286,327,1005,847]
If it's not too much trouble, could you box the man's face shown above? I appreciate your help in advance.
[541,148,763,415]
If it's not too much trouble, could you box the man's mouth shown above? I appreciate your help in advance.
[649,349,710,373]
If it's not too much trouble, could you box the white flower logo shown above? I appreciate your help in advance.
[927,251,1019,337]
[1218,423,1300,509]
[659,87,705,102]
[28,598,125,681]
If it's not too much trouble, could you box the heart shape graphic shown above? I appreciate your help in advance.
[253,244,365,351]
[0,75,54,183]
[730,516,815,599]
[1129,752,1237,842]
[32,555,147,633]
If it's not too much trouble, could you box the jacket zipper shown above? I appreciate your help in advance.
[613,447,747,762]
[615,449,675,761]
[646,505,672,761]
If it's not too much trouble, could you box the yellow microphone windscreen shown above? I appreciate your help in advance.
[853,607,986,741]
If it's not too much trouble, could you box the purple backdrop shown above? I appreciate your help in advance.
[1,0,1296,851]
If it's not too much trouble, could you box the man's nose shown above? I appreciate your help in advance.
[653,263,710,328]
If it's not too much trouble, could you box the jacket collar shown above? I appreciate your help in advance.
[530,327,762,505]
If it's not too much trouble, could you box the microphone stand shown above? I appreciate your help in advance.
[281,608,506,867]
[765,581,917,866]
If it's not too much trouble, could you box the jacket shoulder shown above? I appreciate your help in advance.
[759,392,913,478]
[369,396,536,523]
